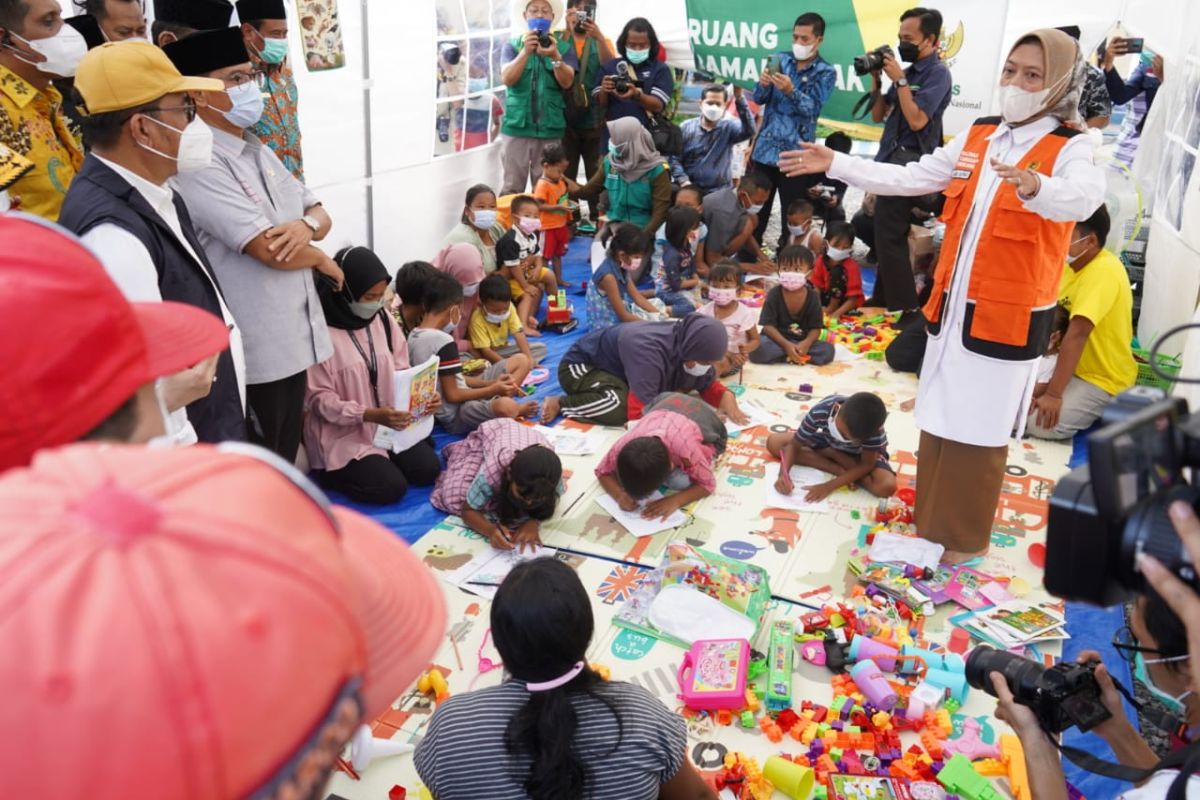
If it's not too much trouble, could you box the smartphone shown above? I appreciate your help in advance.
[1123,37,1145,53]
[766,54,782,75]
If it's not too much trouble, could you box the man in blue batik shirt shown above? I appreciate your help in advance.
[669,84,755,196]
[866,7,952,312]
[750,12,836,250]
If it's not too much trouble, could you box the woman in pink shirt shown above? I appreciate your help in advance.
[305,247,441,504]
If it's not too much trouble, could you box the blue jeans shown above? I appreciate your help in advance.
[658,289,697,317]
[749,338,835,365]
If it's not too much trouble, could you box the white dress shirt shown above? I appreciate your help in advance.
[80,155,247,445]
[828,116,1105,446]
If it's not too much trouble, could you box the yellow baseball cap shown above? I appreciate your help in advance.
[74,40,224,115]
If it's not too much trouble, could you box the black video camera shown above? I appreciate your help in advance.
[574,2,596,34]
[966,646,1111,734]
[613,60,636,94]
[853,45,893,76]
[1046,388,1200,607]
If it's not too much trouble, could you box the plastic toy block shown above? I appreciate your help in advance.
[800,722,819,744]
[871,711,893,730]
[944,697,962,714]
[943,719,1001,761]
[741,710,756,728]
[817,755,838,774]
[777,708,801,731]
[766,620,796,713]
[974,759,1006,777]
[416,669,450,703]
[938,754,1002,800]
[1001,734,1031,800]
[744,688,761,712]
[389,787,407,800]
[717,708,733,726]
[890,761,920,780]
[759,716,784,742]
[936,709,953,734]
[921,730,945,760]
[814,787,828,800]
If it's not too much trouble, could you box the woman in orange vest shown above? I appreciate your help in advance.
[779,29,1105,562]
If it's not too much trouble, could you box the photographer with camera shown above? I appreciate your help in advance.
[748,12,836,250]
[555,0,614,222]
[595,17,674,151]
[863,7,953,312]
[499,0,575,194]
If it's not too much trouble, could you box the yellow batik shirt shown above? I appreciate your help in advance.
[0,66,83,221]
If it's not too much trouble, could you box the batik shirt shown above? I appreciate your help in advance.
[0,66,83,220]
[250,56,304,182]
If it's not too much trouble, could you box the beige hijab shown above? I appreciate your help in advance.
[607,117,663,182]
[1005,28,1086,127]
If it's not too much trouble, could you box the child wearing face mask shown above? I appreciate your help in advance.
[445,184,505,274]
[784,199,825,254]
[697,260,760,376]
[496,195,560,335]
[407,273,538,435]
[811,222,865,318]
[533,144,578,288]
[469,274,548,366]
[586,223,661,330]
[595,392,728,521]
[767,391,896,503]
[305,247,443,505]
[654,206,703,317]
[750,245,834,365]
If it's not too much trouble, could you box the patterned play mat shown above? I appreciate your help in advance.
[326,348,1075,799]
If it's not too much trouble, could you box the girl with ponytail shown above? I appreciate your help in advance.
[414,558,715,799]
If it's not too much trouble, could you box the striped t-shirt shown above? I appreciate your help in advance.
[795,394,889,460]
[414,679,687,800]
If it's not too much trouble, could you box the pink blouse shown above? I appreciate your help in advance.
[304,314,411,472]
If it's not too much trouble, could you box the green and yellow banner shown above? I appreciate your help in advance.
[684,0,1010,140]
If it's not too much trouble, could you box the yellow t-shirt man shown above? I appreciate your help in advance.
[468,302,523,351]
[0,66,83,221]
[1057,248,1137,396]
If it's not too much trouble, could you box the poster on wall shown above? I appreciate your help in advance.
[683,0,1009,140]
[295,0,345,71]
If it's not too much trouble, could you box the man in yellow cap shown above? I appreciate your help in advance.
[59,40,248,446]
[0,0,86,219]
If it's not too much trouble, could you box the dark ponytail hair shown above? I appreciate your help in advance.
[494,558,621,800]
[461,183,497,224]
[494,445,562,526]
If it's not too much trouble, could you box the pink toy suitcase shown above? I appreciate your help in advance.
[677,638,751,710]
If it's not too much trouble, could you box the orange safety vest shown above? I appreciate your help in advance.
[924,116,1081,361]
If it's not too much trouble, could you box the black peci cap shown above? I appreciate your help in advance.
[163,26,250,75]
[153,0,234,30]
[235,0,287,21]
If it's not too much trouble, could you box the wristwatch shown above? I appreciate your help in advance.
[896,77,909,88]
[550,60,564,69]
[302,215,320,234]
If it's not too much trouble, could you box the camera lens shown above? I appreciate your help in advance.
[965,646,1044,700]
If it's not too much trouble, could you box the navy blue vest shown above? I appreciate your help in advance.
[59,155,247,443]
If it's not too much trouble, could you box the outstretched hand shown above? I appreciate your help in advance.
[778,142,835,178]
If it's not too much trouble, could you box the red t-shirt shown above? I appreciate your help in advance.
[812,257,865,303]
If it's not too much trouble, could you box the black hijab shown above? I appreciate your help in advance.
[318,246,391,331]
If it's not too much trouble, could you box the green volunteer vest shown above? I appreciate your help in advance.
[501,36,570,140]
[603,157,666,228]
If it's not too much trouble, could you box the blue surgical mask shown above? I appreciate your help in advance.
[471,209,498,230]
[468,77,489,94]
[625,48,650,65]
[697,222,708,241]
[221,82,265,128]
[349,299,385,320]
[256,35,289,65]
[1134,651,1193,714]
[527,17,552,34]
[608,140,624,159]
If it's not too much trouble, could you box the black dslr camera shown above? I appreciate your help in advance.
[613,60,636,94]
[853,45,893,76]
[1046,388,1200,607]
[966,646,1111,734]
[537,30,554,49]
[574,2,596,35]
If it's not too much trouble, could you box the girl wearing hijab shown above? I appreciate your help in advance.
[571,117,672,246]
[540,315,751,427]
[305,247,442,505]
[779,29,1105,562]
[432,242,487,348]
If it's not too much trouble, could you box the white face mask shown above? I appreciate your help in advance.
[471,209,498,230]
[485,310,509,324]
[138,115,214,174]
[624,256,643,272]
[683,361,713,377]
[1065,236,1091,265]
[222,82,265,128]
[349,299,384,319]
[792,42,815,61]
[463,282,480,297]
[9,25,87,77]
[442,316,460,334]
[999,84,1049,125]
[788,222,811,237]
[701,103,724,122]
[826,246,852,261]
[740,192,763,215]
[828,406,851,443]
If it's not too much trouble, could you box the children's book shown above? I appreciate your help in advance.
[373,355,439,453]
[827,775,917,800]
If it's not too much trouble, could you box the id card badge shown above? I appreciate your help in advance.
[372,425,396,452]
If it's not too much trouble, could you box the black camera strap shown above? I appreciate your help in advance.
[851,92,874,120]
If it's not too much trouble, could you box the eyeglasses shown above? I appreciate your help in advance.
[1112,624,1163,662]
[223,69,266,90]
[141,101,197,123]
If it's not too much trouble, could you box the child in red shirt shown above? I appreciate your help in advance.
[533,144,575,287]
[811,222,864,319]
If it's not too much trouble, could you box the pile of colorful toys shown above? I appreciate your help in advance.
[819,313,902,361]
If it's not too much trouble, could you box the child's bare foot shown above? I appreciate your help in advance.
[518,399,539,418]
[524,321,543,338]
[540,396,561,424]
